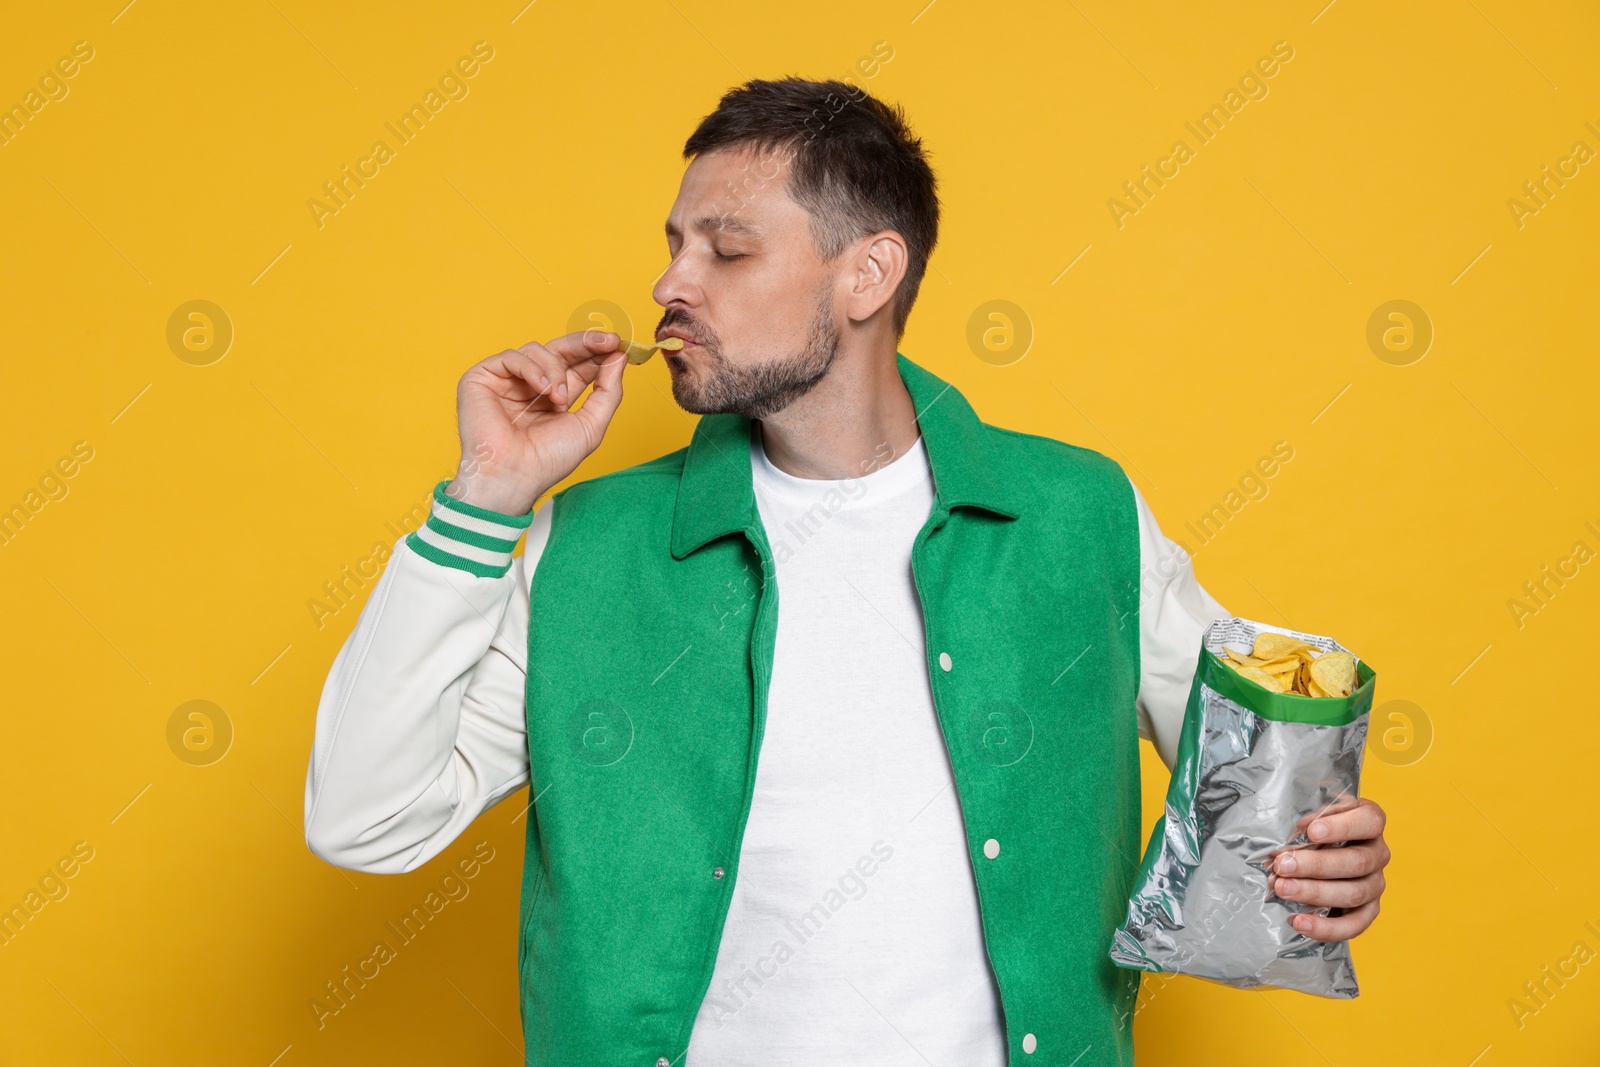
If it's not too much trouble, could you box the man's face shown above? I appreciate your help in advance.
[653,144,843,420]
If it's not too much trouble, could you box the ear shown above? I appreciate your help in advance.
[844,230,908,326]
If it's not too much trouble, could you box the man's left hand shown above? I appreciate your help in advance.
[1267,796,1389,942]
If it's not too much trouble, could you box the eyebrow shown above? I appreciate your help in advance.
[664,214,764,240]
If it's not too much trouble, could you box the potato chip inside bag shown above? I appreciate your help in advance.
[1108,615,1376,998]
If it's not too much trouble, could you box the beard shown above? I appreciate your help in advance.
[665,284,840,420]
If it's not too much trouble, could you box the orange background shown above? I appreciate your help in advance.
[2,1,1596,1063]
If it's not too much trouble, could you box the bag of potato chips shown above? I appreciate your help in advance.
[1108,616,1376,998]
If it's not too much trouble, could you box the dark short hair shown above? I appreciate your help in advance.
[682,77,939,340]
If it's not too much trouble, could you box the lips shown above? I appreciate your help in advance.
[657,327,700,348]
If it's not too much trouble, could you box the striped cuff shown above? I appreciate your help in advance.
[405,480,533,578]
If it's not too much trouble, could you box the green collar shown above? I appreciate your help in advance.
[671,352,1022,559]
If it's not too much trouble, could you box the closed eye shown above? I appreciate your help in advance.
[715,252,747,261]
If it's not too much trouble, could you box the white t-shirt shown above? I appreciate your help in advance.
[686,432,1005,1064]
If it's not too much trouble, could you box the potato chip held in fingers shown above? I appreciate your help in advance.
[621,336,684,365]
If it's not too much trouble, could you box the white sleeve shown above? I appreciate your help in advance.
[302,490,551,874]
[1131,478,1230,771]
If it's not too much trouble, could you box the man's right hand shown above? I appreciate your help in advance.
[446,330,629,516]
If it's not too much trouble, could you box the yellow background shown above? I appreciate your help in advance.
[3,0,1596,1063]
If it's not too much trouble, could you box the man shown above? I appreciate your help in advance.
[304,77,1389,1065]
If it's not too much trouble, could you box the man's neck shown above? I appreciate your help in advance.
[754,346,921,481]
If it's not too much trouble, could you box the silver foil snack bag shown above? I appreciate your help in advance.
[1109,616,1376,998]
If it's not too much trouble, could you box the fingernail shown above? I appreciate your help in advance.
[1278,878,1298,895]
[1277,854,1297,874]
[1310,821,1328,840]
[556,382,568,398]
[539,375,550,387]
[1292,915,1310,931]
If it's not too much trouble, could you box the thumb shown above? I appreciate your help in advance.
[573,349,627,442]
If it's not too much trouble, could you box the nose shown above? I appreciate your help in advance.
[651,246,698,312]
